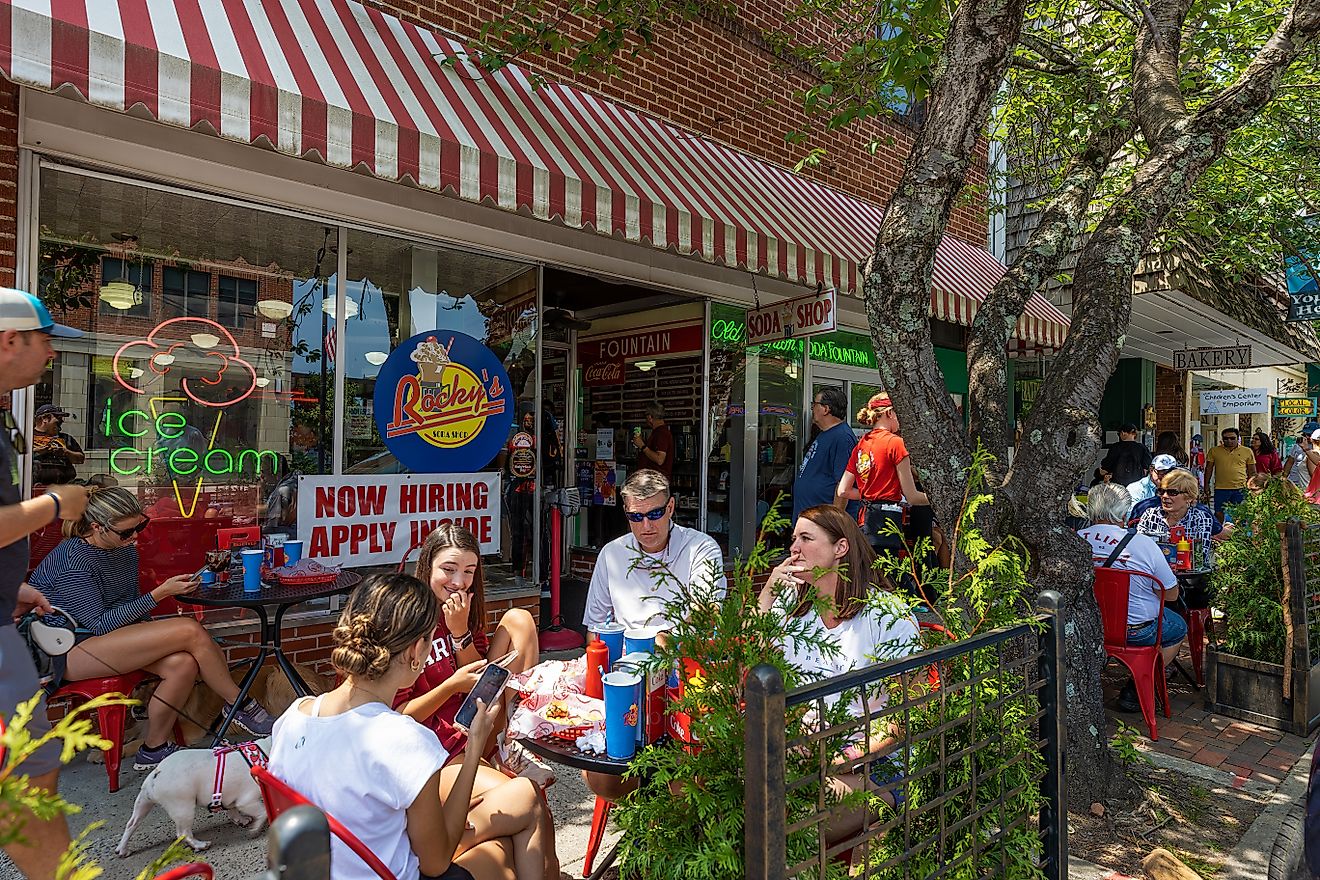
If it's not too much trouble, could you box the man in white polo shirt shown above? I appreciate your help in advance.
[584,468,727,631]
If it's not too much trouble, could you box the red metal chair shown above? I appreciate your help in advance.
[152,863,213,880]
[1094,566,1170,740]
[1184,606,1213,687]
[48,671,185,793]
[251,765,394,880]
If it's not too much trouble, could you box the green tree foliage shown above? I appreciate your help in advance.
[1,693,195,880]
[614,451,1051,877]
[1213,480,1320,663]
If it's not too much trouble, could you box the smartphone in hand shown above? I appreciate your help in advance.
[454,663,512,729]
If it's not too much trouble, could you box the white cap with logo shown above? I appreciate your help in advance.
[0,288,83,337]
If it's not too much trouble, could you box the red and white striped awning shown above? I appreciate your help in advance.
[1,0,1068,348]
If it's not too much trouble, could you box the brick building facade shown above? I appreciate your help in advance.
[1,0,1009,684]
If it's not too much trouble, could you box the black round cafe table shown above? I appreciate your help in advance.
[179,572,360,744]
[517,733,648,879]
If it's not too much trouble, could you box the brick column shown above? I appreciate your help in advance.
[0,80,19,288]
[1154,366,1186,441]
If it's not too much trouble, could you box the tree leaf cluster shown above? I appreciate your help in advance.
[1212,480,1320,663]
[1,693,194,880]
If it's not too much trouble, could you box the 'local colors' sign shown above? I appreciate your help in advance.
[297,473,501,568]
[374,331,514,473]
[746,288,837,345]
[1274,397,1317,418]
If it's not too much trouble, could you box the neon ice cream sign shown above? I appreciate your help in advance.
[109,318,277,517]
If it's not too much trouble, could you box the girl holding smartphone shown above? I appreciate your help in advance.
[393,524,560,879]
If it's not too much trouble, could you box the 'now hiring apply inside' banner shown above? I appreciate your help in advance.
[296,473,502,568]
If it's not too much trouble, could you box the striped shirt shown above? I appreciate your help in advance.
[28,539,157,636]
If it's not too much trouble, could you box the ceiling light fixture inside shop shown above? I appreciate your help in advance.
[98,278,141,310]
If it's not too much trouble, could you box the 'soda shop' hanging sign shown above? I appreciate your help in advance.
[374,331,515,473]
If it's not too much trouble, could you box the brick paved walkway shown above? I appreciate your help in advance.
[1100,645,1311,787]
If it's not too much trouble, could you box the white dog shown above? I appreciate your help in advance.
[116,737,271,855]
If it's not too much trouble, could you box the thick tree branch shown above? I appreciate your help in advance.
[968,117,1132,476]
[862,0,1031,526]
[1132,0,1193,143]
[1196,0,1320,133]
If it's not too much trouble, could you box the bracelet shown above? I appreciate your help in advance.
[46,490,61,522]
[453,630,474,650]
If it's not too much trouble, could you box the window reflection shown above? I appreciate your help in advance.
[35,167,337,614]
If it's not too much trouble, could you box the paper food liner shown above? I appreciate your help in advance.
[509,692,606,740]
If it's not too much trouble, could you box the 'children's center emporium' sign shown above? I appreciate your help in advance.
[297,473,501,568]
[373,331,514,473]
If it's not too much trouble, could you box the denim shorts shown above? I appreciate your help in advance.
[1126,607,1188,648]
[0,624,61,776]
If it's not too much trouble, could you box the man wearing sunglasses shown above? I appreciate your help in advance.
[0,288,93,880]
[583,469,727,633]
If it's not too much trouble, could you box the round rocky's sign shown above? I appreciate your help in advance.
[374,331,514,473]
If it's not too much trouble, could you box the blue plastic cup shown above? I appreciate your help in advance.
[592,623,626,667]
[602,670,641,760]
[241,549,264,593]
[283,540,304,564]
[624,626,658,655]
[200,569,216,586]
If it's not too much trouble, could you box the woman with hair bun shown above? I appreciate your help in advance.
[269,573,550,880]
[28,486,273,768]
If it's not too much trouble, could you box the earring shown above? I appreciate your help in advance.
[410,658,422,671]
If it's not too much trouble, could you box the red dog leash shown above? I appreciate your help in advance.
[208,741,268,812]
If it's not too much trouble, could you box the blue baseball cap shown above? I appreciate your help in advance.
[1304,421,1320,434]
[0,288,82,337]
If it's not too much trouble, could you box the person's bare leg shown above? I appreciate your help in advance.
[137,653,199,745]
[488,609,539,675]
[452,838,515,880]
[1161,640,1185,666]
[443,764,558,879]
[1,769,69,880]
[485,609,540,755]
[459,776,549,880]
[65,619,243,704]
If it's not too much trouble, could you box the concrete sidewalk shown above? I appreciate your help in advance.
[0,753,620,879]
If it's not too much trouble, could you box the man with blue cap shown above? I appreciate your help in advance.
[0,287,93,879]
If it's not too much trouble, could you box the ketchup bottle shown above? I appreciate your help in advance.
[585,638,609,699]
[1176,535,1193,571]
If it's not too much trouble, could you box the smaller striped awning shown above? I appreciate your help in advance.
[0,0,1069,348]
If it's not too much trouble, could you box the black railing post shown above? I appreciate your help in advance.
[1036,590,1067,880]
[264,805,332,880]
[745,663,787,880]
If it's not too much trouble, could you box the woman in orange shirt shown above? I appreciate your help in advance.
[834,394,930,554]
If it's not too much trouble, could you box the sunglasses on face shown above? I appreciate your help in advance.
[625,503,669,523]
[1156,488,1185,497]
[102,516,151,540]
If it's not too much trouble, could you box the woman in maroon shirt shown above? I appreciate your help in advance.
[1252,431,1284,475]
[394,524,540,755]
[393,524,557,878]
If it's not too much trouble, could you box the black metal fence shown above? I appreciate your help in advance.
[745,591,1066,880]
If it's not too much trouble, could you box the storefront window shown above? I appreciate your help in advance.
[338,230,538,583]
[707,303,746,556]
[35,166,339,614]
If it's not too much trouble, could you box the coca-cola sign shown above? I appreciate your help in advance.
[583,358,625,386]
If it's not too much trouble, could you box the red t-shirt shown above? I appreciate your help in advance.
[640,424,676,477]
[1255,451,1282,475]
[845,428,908,503]
[392,620,490,756]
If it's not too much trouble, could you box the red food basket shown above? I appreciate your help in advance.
[271,565,341,586]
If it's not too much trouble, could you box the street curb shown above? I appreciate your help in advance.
[1219,747,1311,880]
[1139,746,1276,797]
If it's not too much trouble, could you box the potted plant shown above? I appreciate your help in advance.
[1205,479,1320,733]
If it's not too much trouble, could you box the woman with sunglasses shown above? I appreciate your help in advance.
[1135,469,1231,572]
[27,487,273,767]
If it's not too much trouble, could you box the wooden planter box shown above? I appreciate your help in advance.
[1204,518,1320,735]
[1205,646,1320,735]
